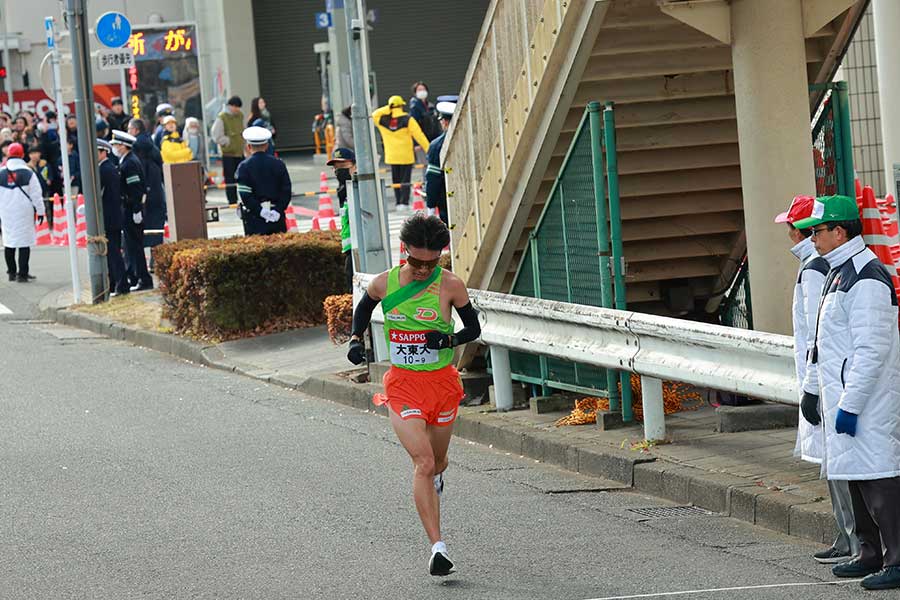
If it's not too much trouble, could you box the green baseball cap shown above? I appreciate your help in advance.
[792,195,860,229]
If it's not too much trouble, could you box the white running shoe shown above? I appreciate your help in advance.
[429,549,455,576]
[433,472,444,497]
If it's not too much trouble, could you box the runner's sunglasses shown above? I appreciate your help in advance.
[406,255,442,269]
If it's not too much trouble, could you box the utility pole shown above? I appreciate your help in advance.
[1,7,13,110]
[345,0,390,274]
[44,16,80,304]
[65,0,108,302]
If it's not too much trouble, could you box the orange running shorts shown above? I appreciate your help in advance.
[373,364,465,426]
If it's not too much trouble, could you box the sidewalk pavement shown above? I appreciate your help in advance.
[41,290,838,550]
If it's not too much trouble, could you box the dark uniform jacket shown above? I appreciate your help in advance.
[99,157,123,233]
[119,151,145,216]
[425,132,447,210]
[132,132,166,246]
[235,151,292,235]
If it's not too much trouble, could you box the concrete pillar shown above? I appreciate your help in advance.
[221,1,260,106]
[730,0,815,335]
[873,0,900,199]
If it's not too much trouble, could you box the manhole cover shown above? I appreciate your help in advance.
[627,506,712,519]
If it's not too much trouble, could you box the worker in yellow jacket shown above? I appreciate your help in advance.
[160,115,194,164]
[373,95,429,210]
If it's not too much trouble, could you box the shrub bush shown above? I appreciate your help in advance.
[153,231,345,340]
[323,294,353,344]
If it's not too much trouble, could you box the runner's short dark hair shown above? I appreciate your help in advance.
[400,213,450,252]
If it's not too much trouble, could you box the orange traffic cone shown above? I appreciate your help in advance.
[52,194,68,246]
[285,205,298,232]
[860,186,900,300]
[35,214,51,246]
[316,192,338,230]
[75,194,87,248]
[399,241,407,266]
[412,183,426,212]
[311,216,321,231]
[878,194,900,267]
[319,171,329,193]
[164,222,171,242]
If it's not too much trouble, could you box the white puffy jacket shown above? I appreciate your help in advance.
[0,158,45,248]
[791,238,827,464]
[803,236,900,480]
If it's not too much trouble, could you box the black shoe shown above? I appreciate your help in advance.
[7,273,14,282]
[429,551,455,577]
[833,558,882,578]
[16,274,33,283]
[814,546,852,564]
[862,566,900,590]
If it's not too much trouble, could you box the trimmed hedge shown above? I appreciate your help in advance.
[153,231,345,340]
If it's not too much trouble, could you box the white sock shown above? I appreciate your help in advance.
[432,541,447,555]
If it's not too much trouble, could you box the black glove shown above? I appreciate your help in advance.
[801,391,821,426]
[424,331,453,350]
[347,338,366,365]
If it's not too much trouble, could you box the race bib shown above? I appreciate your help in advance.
[389,329,439,366]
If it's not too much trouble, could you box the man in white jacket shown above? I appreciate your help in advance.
[0,142,45,282]
[777,195,859,565]
[797,194,900,590]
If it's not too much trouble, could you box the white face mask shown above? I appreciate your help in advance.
[112,145,123,158]
[416,89,428,101]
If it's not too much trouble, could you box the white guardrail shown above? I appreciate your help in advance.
[353,274,798,441]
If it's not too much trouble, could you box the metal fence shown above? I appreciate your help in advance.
[505,103,633,422]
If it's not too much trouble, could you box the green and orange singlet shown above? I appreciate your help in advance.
[383,266,454,371]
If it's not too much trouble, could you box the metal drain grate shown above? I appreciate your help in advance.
[627,506,712,519]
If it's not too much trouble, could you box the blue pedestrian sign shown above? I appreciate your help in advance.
[315,12,333,29]
[95,12,132,48]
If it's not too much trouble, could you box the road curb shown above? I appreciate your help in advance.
[47,307,837,547]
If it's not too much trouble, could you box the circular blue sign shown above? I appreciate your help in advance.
[95,12,132,48]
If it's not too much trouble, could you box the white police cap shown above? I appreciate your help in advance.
[97,139,113,152]
[110,130,136,147]
[155,102,174,115]
[436,101,457,119]
[242,126,272,145]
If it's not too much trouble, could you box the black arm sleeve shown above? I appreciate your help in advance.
[452,302,481,347]
[351,293,380,338]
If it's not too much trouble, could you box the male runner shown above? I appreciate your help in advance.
[347,214,481,576]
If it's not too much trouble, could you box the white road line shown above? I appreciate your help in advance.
[0,302,12,315]
[581,579,865,600]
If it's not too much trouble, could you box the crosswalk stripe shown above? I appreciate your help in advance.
[0,303,13,315]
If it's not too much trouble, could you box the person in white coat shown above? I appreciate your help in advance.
[797,194,900,591]
[777,195,859,565]
[0,142,44,282]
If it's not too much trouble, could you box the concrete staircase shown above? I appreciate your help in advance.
[443,0,866,316]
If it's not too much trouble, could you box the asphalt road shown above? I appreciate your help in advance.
[0,304,879,599]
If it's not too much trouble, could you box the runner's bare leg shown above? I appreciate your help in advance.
[390,408,441,544]
[427,422,455,524]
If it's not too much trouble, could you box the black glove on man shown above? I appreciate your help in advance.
[800,391,821,426]
[347,338,366,365]
[424,331,453,350]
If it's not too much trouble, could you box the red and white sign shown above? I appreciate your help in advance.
[1,85,121,117]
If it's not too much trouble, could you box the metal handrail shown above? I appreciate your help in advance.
[354,273,796,441]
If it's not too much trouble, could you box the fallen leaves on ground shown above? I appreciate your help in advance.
[555,374,703,426]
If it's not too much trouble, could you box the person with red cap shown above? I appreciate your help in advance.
[0,142,45,282]
[776,195,859,566]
